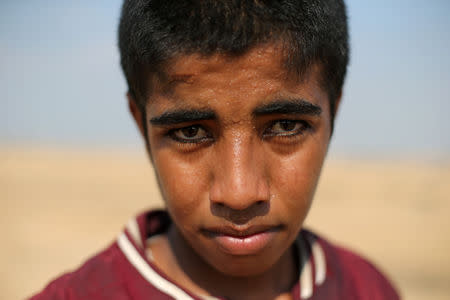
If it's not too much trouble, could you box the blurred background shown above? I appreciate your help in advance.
[1,1,449,299]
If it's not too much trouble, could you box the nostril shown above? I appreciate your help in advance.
[256,200,265,205]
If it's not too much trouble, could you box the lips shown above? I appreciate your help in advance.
[201,225,282,255]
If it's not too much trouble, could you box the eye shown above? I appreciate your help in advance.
[264,120,309,137]
[169,125,211,143]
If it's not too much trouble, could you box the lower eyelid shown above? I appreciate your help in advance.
[169,133,213,144]
[265,121,309,135]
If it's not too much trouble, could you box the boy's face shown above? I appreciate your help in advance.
[131,45,335,277]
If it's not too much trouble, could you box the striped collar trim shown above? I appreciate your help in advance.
[297,232,328,299]
[119,217,199,299]
[118,216,327,300]
[117,231,197,300]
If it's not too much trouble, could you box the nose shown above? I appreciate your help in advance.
[209,135,270,212]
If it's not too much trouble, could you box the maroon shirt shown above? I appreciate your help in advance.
[30,210,400,300]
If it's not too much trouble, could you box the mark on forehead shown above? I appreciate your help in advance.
[155,73,196,96]
[166,46,284,75]
[168,74,195,85]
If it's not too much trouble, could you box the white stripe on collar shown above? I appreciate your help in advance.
[300,259,313,299]
[297,233,327,299]
[297,236,313,299]
[126,218,143,249]
[117,232,195,300]
[307,235,327,285]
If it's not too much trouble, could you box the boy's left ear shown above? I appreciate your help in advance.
[127,93,146,139]
[333,90,343,117]
[328,91,342,138]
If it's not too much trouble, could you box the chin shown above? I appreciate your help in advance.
[206,250,285,278]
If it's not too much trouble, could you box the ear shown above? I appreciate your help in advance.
[333,90,343,117]
[329,90,343,138]
[127,92,146,139]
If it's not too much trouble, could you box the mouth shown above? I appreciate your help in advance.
[201,224,283,256]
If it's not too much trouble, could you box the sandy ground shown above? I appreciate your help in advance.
[1,147,449,299]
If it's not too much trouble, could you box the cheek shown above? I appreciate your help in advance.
[152,150,209,224]
[270,138,328,221]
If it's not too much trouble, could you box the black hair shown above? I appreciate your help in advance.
[118,0,349,129]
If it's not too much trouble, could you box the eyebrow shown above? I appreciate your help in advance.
[253,99,322,117]
[150,108,216,126]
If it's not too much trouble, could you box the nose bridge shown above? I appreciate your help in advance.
[210,133,269,210]
[227,134,254,193]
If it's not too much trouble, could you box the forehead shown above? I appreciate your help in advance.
[167,46,285,81]
[147,45,329,116]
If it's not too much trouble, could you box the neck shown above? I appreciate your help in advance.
[166,225,298,300]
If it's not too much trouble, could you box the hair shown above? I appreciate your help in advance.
[118,0,349,131]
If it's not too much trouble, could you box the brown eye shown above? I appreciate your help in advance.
[265,120,306,137]
[181,126,199,138]
[278,120,297,131]
[170,125,211,143]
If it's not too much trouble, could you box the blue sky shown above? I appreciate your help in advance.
[1,0,449,158]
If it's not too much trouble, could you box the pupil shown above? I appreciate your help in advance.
[280,120,295,131]
[182,126,199,137]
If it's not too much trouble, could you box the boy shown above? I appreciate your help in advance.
[31,0,399,299]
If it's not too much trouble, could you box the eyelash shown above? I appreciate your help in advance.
[166,119,311,145]
[168,125,213,144]
[263,119,310,138]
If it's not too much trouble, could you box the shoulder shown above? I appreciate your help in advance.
[332,244,400,300]
[308,230,400,300]
[29,243,130,300]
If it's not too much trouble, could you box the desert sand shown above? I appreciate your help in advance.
[1,147,449,299]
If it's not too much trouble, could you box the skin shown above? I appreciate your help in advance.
[129,45,340,300]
